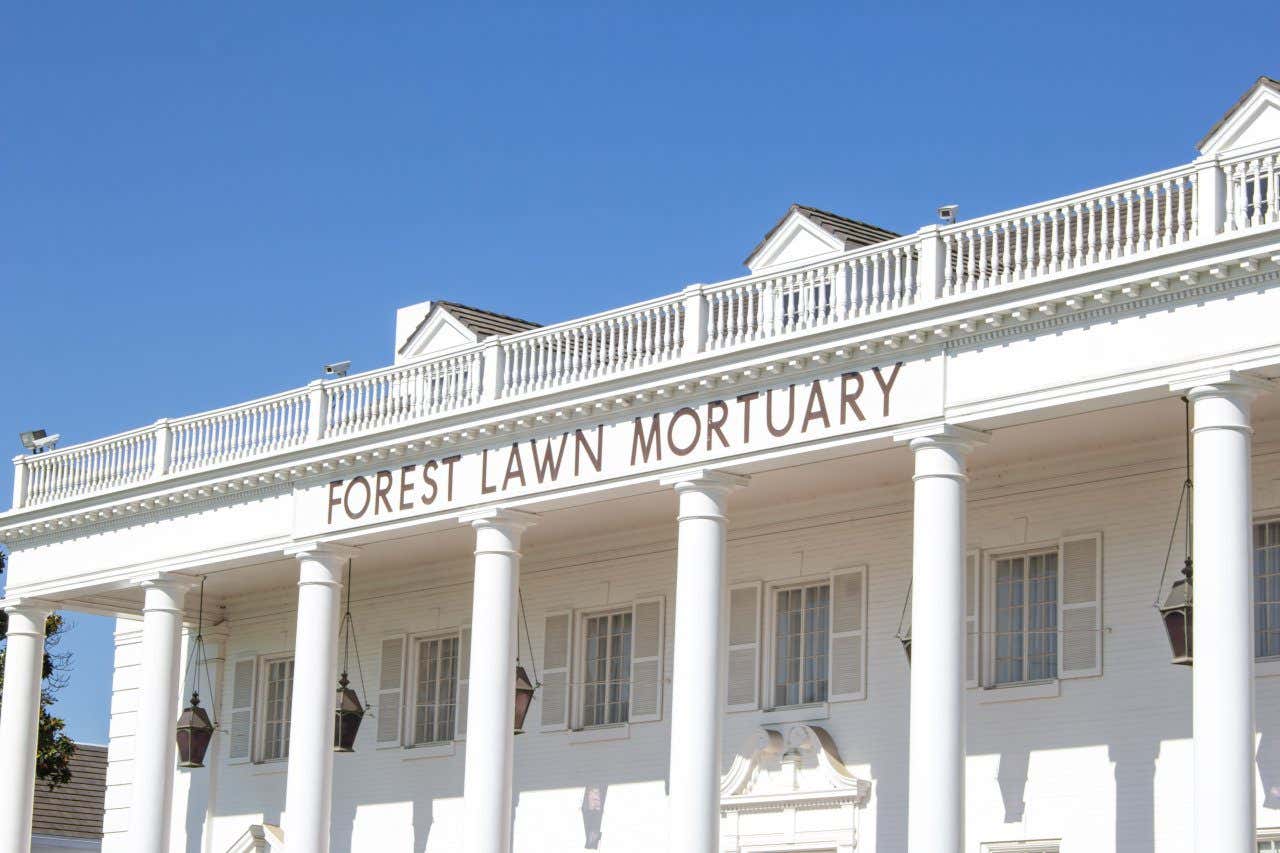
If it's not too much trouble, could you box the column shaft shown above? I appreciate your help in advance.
[0,602,53,853]
[129,578,189,853]
[665,471,745,853]
[462,509,535,853]
[283,549,348,853]
[906,431,978,853]
[1190,384,1259,853]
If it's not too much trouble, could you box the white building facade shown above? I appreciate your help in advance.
[3,78,1280,853]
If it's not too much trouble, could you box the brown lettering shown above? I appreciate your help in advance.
[398,465,416,510]
[668,406,701,456]
[631,415,662,465]
[840,371,866,423]
[531,434,568,482]
[480,449,497,494]
[327,480,343,525]
[801,380,831,432]
[503,442,527,490]
[736,392,758,443]
[767,385,796,437]
[706,400,729,450]
[374,470,394,514]
[873,362,903,417]
[344,476,371,519]
[574,427,603,475]
[441,455,461,501]
[421,460,439,505]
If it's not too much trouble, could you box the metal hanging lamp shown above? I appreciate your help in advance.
[896,580,912,661]
[513,589,540,734]
[334,560,369,752]
[176,577,217,768]
[1157,397,1195,665]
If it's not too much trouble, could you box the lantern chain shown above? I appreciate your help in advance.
[517,589,540,688]
[340,559,370,713]
[1154,397,1194,609]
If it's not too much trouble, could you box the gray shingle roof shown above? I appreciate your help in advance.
[745,204,900,267]
[31,744,107,841]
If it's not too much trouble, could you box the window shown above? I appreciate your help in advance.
[981,843,1059,853]
[412,635,460,744]
[1258,834,1280,853]
[582,610,632,727]
[992,551,1059,685]
[772,583,830,707]
[260,656,294,762]
[1255,521,1280,659]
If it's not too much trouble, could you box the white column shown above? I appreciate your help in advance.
[0,599,54,853]
[1184,377,1268,853]
[662,469,748,853]
[900,425,985,853]
[128,575,193,853]
[282,543,357,853]
[460,508,537,853]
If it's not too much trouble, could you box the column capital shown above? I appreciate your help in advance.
[132,572,200,593]
[1169,369,1273,400]
[893,423,990,451]
[0,598,56,633]
[458,506,539,532]
[284,541,361,562]
[659,468,750,494]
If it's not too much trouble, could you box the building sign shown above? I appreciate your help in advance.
[296,357,943,534]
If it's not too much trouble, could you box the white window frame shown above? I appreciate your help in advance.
[1258,828,1280,851]
[1253,518,1280,662]
[983,543,1061,689]
[763,574,833,712]
[573,606,634,730]
[255,653,295,764]
[406,630,464,747]
[981,841,1060,853]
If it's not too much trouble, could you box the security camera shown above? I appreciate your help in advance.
[323,361,351,378]
[19,429,60,453]
[938,204,959,224]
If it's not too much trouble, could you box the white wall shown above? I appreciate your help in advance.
[104,432,1280,853]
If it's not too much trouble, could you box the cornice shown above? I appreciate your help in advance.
[4,246,1278,547]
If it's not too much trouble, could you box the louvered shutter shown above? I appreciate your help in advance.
[376,636,406,747]
[629,597,665,723]
[227,657,257,764]
[540,612,572,731]
[726,583,761,711]
[966,550,980,688]
[829,567,868,702]
[456,627,471,740]
[1059,533,1103,678]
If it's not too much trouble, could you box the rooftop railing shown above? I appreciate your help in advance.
[10,146,1280,510]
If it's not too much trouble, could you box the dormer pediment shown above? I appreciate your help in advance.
[1199,76,1280,157]
[745,204,899,275]
[394,301,540,364]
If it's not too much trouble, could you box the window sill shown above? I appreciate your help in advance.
[1257,657,1280,678]
[760,703,830,725]
[978,680,1060,704]
[249,762,288,777]
[401,741,456,760]
[567,724,630,744]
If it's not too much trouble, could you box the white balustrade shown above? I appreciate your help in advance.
[10,146,1278,511]
[325,352,482,438]
[941,166,1198,296]
[500,299,683,397]
[1225,152,1279,232]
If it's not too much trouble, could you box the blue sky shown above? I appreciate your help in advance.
[2,3,1276,745]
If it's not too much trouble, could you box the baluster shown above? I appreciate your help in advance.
[1014,219,1026,281]
[964,231,976,291]
[977,227,989,289]
[1161,179,1175,243]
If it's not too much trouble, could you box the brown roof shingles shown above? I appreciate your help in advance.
[744,204,900,267]
[397,301,541,355]
[31,744,107,841]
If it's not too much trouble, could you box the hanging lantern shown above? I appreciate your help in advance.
[514,665,536,734]
[1156,397,1195,666]
[333,559,370,753]
[176,577,218,768]
[334,673,365,752]
[1160,559,1193,665]
[177,693,215,768]
[899,632,912,662]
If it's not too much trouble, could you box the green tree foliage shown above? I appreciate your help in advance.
[0,609,78,789]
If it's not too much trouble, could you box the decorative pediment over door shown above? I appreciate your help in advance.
[720,724,871,853]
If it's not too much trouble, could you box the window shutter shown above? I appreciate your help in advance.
[376,636,406,747]
[1059,533,1103,679]
[227,656,256,764]
[726,582,761,711]
[456,627,471,740]
[966,550,980,688]
[540,612,572,731]
[629,597,665,723]
[829,566,868,702]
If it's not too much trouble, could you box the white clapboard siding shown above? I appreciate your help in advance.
[829,566,868,702]
[727,582,762,711]
[456,626,472,740]
[540,612,572,731]
[376,636,406,747]
[1059,532,1103,678]
[227,656,257,764]
[966,549,980,688]
[629,597,665,723]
